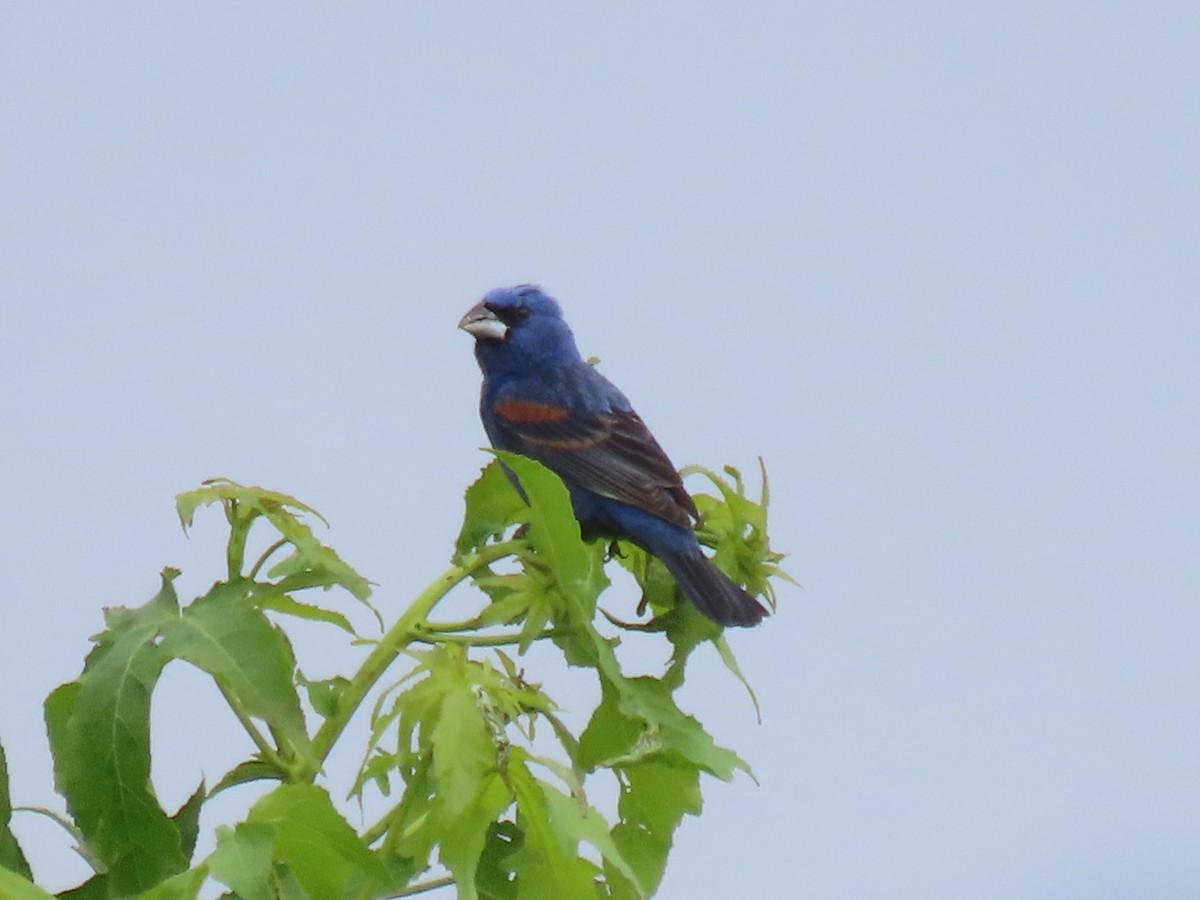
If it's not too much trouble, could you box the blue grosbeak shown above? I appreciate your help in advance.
[459,284,767,628]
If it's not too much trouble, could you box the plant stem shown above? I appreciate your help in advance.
[225,500,247,579]
[362,800,401,847]
[217,681,285,772]
[411,629,560,647]
[417,615,486,633]
[309,541,520,769]
[248,537,287,580]
[388,875,455,897]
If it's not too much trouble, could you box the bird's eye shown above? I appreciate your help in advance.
[514,305,531,321]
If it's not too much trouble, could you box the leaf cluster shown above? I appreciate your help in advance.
[0,459,789,898]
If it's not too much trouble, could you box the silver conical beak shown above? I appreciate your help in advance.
[457,300,508,340]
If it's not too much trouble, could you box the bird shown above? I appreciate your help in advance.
[458,284,767,628]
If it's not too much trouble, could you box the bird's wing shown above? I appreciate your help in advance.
[490,393,698,529]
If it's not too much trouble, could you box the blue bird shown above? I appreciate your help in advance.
[459,284,767,627]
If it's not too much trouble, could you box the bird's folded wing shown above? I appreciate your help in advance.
[492,396,697,529]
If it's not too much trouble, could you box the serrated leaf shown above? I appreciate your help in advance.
[0,738,32,878]
[265,539,373,605]
[431,679,495,820]
[681,461,791,609]
[506,751,596,899]
[176,479,374,610]
[171,780,206,865]
[208,760,283,797]
[540,783,643,896]
[437,773,513,900]
[493,453,608,622]
[0,867,55,900]
[375,755,438,869]
[712,634,761,722]
[47,571,186,893]
[610,759,702,894]
[618,677,749,781]
[261,506,372,606]
[661,602,720,690]
[298,674,351,720]
[619,759,701,845]
[577,678,641,772]
[253,588,356,635]
[175,479,326,532]
[206,822,275,900]
[43,681,79,802]
[159,581,313,767]
[475,821,522,900]
[580,668,748,781]
[247,784,395,897]
[456,460,527,559]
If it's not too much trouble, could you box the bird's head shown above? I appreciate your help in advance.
[458,284,582,375]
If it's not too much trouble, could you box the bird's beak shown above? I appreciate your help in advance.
[458,301,507,341]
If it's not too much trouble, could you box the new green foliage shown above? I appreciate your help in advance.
[45,573,187,893]
[0,739,32,878]
[4,460,787,897]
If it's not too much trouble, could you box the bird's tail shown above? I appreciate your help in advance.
[660,549,768,628]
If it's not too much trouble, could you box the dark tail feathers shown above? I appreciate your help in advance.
[660,549,768,628]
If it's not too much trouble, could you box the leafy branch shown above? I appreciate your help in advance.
[0,457,789,898]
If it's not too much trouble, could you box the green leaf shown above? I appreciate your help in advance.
[475,821,522,900]
[43,682,78,801]
[615,535,760,710]
[618,677,749,780]
[0,738,32,878]
[269,865,311,900]
[493,453,608,622]
[580,668,748,780]
[298,674,351,720]
[577,678,641,772]
[712,634,761,722]
[176,479,374,606]
[620,759,701,846]
[54,873,107,899]
[431,676,496,820]
[376,755,438,870]
[610,759,702,894]
[263,506,372,605]
[171,781,206,865]
[253,587,356,635]
[540,783,642,896]
[456,460,527,559]
[362,647,517,887]
[0,867,55,900]
[437,773,512,900]
[681,461,792,608]
[247,784,396,897]
[661,602,720,690]
[46,571,186,894]
[610,540,681,622]
[506,751,596,899]
[206,822,275,900]
[136,866,209,899]
[208,760,283,797]
[176,479,326,532]
[159,580,314,768]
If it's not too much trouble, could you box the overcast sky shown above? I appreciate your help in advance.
[2,4,1198,898]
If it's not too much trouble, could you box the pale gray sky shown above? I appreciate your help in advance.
[2,4,1198,898]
